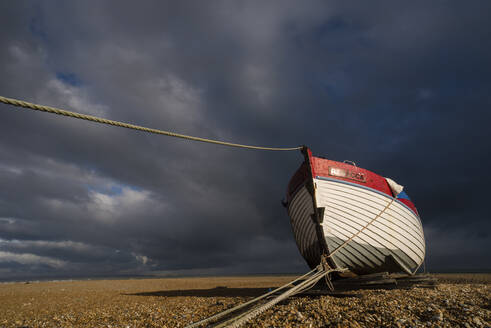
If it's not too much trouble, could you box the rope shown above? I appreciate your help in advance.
[185,265,345,328]
[185,198,397,328]
[215,268,330,328]
[0,95,303,151]
[184,267,319,328]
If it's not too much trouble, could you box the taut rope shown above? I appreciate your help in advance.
[0,95,303,151]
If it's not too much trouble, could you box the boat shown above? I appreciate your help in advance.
[285,148,425,276]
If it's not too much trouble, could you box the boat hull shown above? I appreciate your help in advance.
[287,151,425,275]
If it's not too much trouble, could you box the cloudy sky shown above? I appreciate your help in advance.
[0,1,490,281]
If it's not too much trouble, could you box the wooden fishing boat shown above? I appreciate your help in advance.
[285,148,425,276]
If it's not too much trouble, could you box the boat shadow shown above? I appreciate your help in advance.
[125,286,274,298]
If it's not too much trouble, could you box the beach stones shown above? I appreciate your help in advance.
[0,275,489,327]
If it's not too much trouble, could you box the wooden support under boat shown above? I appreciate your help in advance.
[297,273,438,296]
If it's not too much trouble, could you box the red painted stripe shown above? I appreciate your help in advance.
[311,156,392,197]
[286,148,419,216]
[398,198,419,216]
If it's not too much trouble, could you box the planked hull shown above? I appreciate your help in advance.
[286,149,425,275]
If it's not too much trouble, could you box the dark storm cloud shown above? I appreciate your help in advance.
[0,1,489,280]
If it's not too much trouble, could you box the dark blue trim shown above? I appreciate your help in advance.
[315,175,418,217]
[396,190,410,200]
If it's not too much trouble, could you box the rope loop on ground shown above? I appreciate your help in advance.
[0,95,303,151]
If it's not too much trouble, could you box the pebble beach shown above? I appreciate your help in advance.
[0,274,489,327]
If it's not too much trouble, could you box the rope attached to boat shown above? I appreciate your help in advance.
[0,95,303,151]
[185,198,397,327]
[185,264,346,328]
[185,267,319,328]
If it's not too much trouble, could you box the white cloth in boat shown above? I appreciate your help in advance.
[385,177,404,197]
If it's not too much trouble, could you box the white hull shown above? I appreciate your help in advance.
[288,177,425,275]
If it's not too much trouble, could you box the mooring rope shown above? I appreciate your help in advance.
[0,95,303,151]
[185,265,344,328]
[215,268,336,328]
[184,267,320,328]
[185,198,397,327]
[214,268,330,328]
